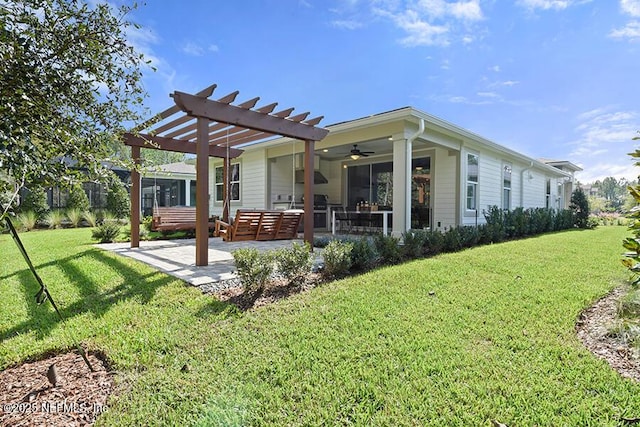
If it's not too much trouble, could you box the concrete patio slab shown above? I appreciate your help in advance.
[98,237,322,291]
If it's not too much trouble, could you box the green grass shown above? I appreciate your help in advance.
[2,227,640,425]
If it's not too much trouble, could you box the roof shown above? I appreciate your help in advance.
[538,158,583,172]
[143,161,195,178]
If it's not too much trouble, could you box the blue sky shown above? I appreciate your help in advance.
[126,0,640,183]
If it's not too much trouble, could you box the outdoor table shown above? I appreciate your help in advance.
[331,210,392,235]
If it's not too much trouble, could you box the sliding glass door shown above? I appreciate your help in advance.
[346,161,393,209]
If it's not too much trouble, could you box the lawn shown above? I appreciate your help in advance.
[1,226,640,425]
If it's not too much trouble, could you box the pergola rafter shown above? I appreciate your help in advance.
[123,84,329,266]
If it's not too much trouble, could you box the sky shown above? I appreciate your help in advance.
[125,0,640,184]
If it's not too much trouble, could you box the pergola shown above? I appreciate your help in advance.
[123,84,329,266]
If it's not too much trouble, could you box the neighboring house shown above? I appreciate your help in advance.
[139,161,196,216]
[31,161,197,215]
[207,107,581,236]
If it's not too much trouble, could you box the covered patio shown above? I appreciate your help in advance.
[123,84,329,265]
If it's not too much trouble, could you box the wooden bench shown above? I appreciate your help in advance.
[213,209,303,242]
[151,207,216,232]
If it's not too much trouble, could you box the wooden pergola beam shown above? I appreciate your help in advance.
[124,133,243,158]
[172,91,329,141]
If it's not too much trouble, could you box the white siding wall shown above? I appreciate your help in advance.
[522,170,547,208]
[209,149,268,214]
[269,155,302,205]
[433,147,457,230]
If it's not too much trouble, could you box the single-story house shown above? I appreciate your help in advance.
[206,106,582,236]
[139,161,197,216]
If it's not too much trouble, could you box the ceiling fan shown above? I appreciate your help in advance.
[346,144,374,160]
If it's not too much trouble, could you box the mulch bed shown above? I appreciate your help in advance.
[0,352,113,427]
[2,283,638,426]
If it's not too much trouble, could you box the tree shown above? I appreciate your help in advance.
[0,0,149,217]
[66,184,90,212]
[623,135,640,286]
[105,174,130,219]
[20,185,49,219]
[570,187,590,228]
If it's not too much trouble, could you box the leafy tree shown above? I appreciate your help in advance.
[20,185,49,219]
[106,174,130,219]
[66,184,90,212]
[0,0,149,217]
[623,136,640,286]
[570,187,590,228]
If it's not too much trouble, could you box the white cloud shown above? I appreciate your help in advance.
[182,42,205,56]
[208,44,220,53]
[568,107,640,182]
[516,0,591,11]
[477,91,500,98]
[489,65,501,72]
[609,21,640,40]
[332,19,364,29]
[372,0,484,47]
[621,0,640,17]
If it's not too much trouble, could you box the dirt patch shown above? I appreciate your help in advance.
[0,351,113,426]
[576,285,640,382]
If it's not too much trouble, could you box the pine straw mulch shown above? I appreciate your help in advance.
[2,282,640,426]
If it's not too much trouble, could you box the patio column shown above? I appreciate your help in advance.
[303,139,315,247]
[184,179,191,206]
[130,145,141,248]
[392,137,412,236]
[195,117,210,266]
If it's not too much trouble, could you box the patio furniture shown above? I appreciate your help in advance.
[151,206,217,232]
[214,209,303,242]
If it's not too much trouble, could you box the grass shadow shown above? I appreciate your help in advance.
[0,248,177,342]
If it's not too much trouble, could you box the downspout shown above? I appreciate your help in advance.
[405,119,425,231]
[521,161,534,207]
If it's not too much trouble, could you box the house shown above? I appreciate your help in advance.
[207,107,581,236]
[139,161,197,216]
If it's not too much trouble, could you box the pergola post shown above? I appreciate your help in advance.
[130,145,141,248]
[195,117,210,266]
[304,139,315,246]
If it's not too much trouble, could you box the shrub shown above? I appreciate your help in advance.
[233,248,275,298]
[313,235,332,248]
[350,237,379,272]
[83,211,97,227]
[321,239,353,280]
[142,216,154,232]
[91,220,121,243]
[442,227,463,253]
[374,233,403,265]
[458,225,480,248]
[44,209,65,229]
[402,229,426,259]
[570,187,590,229]
[276,242,313,287]
[553,209,574,231]
[122,224,150,241]
[483,205,506,243]
[423,229,445,256]
[66,208,83,228]
[106,175,130,219]
[16,210,38,231]
[67,184,90,212]
[20,186,49,220]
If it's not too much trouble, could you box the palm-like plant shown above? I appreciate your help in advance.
[66,208,83,228]
[44,210,65,229]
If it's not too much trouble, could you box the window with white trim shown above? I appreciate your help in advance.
[466,153,479,211]
[502,163,512,210]
[215,163,240,202]
[546,178,552,209]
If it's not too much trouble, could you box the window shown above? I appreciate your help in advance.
[466,153,479,211]
[502,164,512,210]
[215,163,240,202]
[546,178,552,208]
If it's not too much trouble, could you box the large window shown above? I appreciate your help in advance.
[347,161,393,209]
[546,178,552,208]
[502,163,512,210]
[215,163,240,202]
[466,153,479,211]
